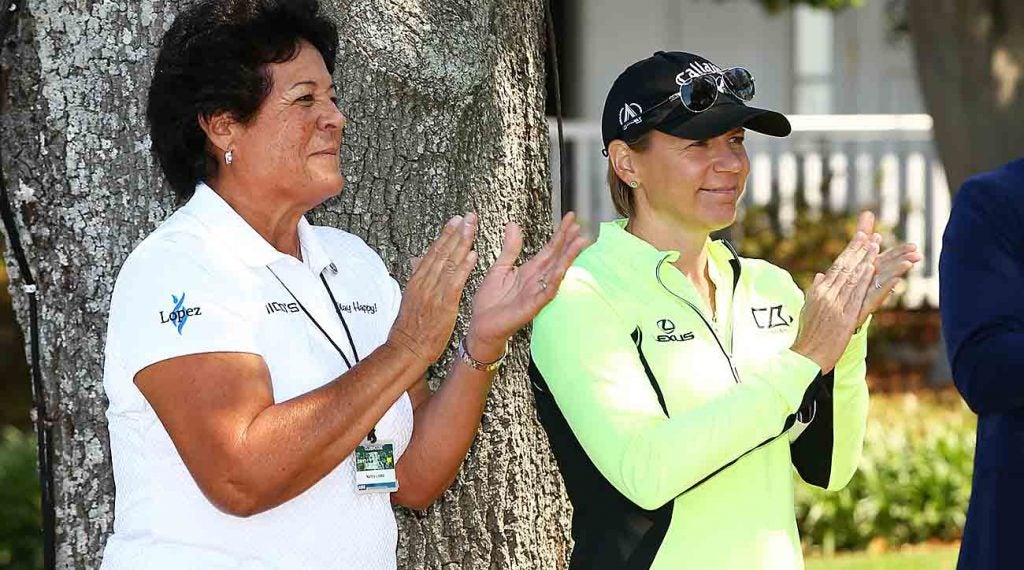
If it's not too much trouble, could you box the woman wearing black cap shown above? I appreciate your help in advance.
[529,51,921,569]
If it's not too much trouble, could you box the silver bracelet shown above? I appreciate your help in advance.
[457,336,507,372]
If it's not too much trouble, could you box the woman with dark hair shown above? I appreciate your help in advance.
[529,51,922,569]
[101,1,585,568]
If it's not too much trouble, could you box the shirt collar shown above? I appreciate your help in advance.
[182,182,332,273]
[297,217,334,275]
[706,237,738,288]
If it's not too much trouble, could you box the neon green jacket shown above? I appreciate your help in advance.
[530,220,869,570]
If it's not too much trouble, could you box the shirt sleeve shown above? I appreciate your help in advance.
[788,275,870,491]
[940,173,1024,415]
[530,270,821,511]
[106,237,261,382]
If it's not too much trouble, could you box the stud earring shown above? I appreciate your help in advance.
[628,180,639,189]
[225,150,234,165]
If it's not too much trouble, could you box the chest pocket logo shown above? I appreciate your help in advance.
[751,305,794,329]
[265,301,301,315]
[656,318,695,343]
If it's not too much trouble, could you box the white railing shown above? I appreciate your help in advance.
[548,115,949,309]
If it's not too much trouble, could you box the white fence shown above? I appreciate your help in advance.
[548,115,949,309]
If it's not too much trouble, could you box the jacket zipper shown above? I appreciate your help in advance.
[655,255,741,383]
[653,247,803,500]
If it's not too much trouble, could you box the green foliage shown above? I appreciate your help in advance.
[0,428,42,570]
[736,204,867,291]
[806,546,959,570]
[796,393,974,554]
[743,0,865,13]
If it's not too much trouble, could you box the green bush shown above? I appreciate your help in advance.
[796,392,974,554]
[0,427,42,570]
[736,205,859,290]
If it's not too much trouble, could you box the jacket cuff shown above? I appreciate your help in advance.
[756,349,822,413]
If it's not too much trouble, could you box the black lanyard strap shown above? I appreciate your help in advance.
[267,265,379,444]
[266,266,354,369]
[318,272,378,443]
[320,273,360,362]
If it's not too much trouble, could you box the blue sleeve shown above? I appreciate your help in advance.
[940,169,1024,415]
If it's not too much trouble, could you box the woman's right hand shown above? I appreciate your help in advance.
[790,214,879,373]
[387,214,479,365]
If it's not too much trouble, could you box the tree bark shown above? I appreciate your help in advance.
[0,1,571,568]
[323,1,572,568]
[906,0,1024,189]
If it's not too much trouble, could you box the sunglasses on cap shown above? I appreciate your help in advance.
[638,67,756,122]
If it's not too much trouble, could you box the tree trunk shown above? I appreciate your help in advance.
[0,1,571,568]
[323,1,572,568]
[906,0,1024,190]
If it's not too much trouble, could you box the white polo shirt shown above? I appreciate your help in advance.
[101,183,413,570]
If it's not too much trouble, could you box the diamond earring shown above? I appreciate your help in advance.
[225,150,234,165]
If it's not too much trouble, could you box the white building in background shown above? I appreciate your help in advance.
[550,0,948,309]
[563,0,923,119]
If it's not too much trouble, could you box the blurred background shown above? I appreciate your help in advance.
[0,1,992,569]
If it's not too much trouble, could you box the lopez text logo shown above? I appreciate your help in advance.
[656,318,694,343]
[160,292,201,335]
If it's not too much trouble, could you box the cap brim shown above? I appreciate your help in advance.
[656,103,791,141]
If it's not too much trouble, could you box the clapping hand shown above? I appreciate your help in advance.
[465,213,588,361]
[791,219,879,373]
[852,212,923,327]
[388,214,480,364]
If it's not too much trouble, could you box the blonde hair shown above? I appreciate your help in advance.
[606,133,652,218]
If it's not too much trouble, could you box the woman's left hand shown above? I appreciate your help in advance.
[466,212,588,361]
[854,212,924,327]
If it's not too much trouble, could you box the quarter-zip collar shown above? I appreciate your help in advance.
[596,219,739,301]
[596,219,743,382]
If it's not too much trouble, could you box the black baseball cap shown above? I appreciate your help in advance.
[601,51,791,149]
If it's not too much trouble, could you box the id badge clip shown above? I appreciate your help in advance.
[355,440,399,494]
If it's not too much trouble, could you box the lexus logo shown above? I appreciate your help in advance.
[655,317,694,343]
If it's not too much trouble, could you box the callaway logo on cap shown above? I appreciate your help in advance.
[601,51,792,150]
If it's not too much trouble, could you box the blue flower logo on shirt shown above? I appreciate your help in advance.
[171,293,188,334]
[159,292,201,335]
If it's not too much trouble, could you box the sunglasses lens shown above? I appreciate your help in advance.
[680,76,718,112]
[723,68,755,101]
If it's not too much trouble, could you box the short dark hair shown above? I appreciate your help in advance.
[147,0,338,201]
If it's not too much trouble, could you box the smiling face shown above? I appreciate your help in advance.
[227,40,346,209]
[628,128,750,234]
